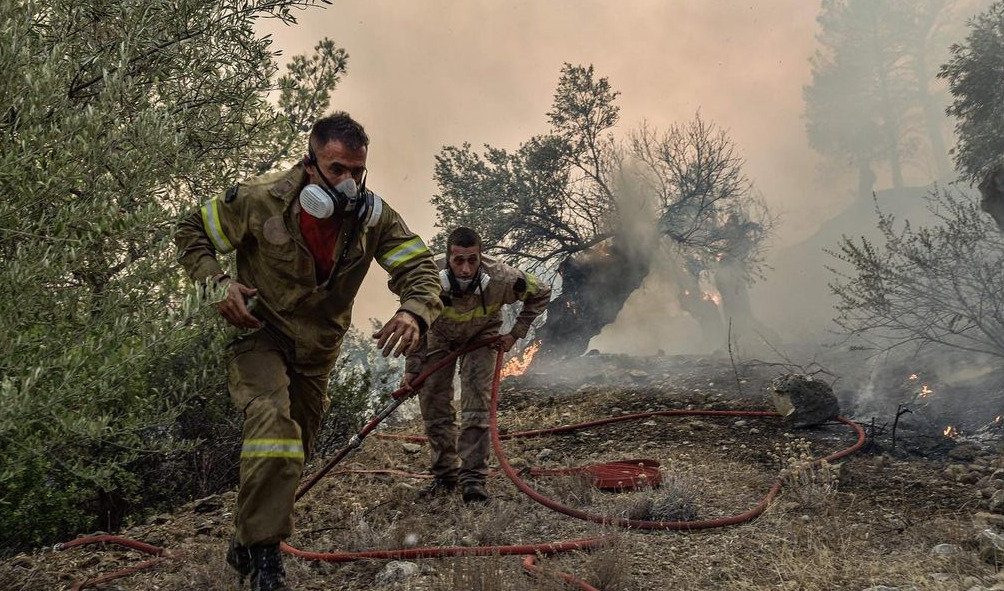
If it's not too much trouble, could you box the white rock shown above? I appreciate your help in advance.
[375,561,420,585]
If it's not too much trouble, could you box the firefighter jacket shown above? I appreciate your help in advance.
[175,164,443,366]
[405,255,551,374]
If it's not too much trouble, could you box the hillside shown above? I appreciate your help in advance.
[4,354,1003,591]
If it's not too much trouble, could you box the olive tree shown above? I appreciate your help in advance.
[0,0,343,552]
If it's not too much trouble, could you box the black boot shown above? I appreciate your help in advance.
[226,536,253,582]
[416,477,456,500]
[462,482,489,504]
[248,543,294,591]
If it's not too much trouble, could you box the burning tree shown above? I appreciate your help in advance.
[432,64,773,363]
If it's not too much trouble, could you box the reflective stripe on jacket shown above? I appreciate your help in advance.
[175,164,443,366]
[405,255,550,373]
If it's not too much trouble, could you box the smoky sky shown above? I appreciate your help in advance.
[258,1,838,329]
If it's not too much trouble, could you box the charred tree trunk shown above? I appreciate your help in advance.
[533,238,652,365]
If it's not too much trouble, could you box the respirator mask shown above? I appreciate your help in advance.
[299,149,368,219]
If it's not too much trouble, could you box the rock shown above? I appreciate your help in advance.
[401,443,423,454]
[862,586,901,591]
[768,374,840,427]
[978,529,1004,566]
[932,543,960,555]
[990,491,1004,514]
[537,448,555,461]
[946,464,969,480]
[974,512,1004,529]
[949,443,979,461]
[962,471,984,485]
[374,560,420,585]
[193,494,222,513]
[147,514,171,525]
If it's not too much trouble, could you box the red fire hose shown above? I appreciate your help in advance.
[57,342,865,591]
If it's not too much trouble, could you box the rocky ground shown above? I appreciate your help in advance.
[4,353,1004,591]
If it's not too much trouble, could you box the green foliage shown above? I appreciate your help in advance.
[0,0,342,553]
[432,63,620,271]
[942,1,1004,183]
[827,187,1004,357]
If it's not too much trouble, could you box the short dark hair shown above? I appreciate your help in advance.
[309,112,369,154]
[447,226,482,253]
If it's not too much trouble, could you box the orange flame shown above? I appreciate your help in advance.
[701,291,722,306]
[919,385,933,398]
[501,342,540,379]
[907,373,918,381]
[943,425,958,438]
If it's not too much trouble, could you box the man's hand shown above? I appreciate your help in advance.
[215,279,263,329]
[373,310,420,357]
[494,333,517,352]
[400,372,419,390]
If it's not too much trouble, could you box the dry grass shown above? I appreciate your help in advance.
[621,472,701,521]
[5,363,1003,591]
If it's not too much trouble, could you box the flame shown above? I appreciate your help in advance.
[683,289,691,297]
[995,415,1002,424]
[701,291,722,306]
[919,384,933,398]
[715,252,725,262]
[501,342,540,378]
[943,425,958,438]
[907,373,918,381]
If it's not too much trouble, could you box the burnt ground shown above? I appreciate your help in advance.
[4,353,1004,591]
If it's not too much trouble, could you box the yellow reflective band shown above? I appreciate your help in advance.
[241,438,303,459]
[439,302,502,322]
[379,237,428,270]
[201,198,235,253]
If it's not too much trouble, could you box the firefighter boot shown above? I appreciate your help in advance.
[226,536,254,583]
[416,477,457,500]
[462,481,489,504]
[249,543,294,591]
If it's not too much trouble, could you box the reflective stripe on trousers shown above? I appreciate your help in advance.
[228,330,330,546]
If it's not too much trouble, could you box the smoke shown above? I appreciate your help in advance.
[256,0,824,327]
[256,2,1003,433]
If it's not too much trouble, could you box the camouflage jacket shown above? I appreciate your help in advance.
[175,164,443,367]
[405,255,550,373]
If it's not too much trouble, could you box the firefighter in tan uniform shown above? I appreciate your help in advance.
[403,227,551,503]
[175,113,442,591]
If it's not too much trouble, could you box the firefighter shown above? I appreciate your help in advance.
[403,227,551,503]
[175,112,442,591]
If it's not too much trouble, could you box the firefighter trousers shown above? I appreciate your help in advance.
[417,345,496,486]
[227,329,331,546]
